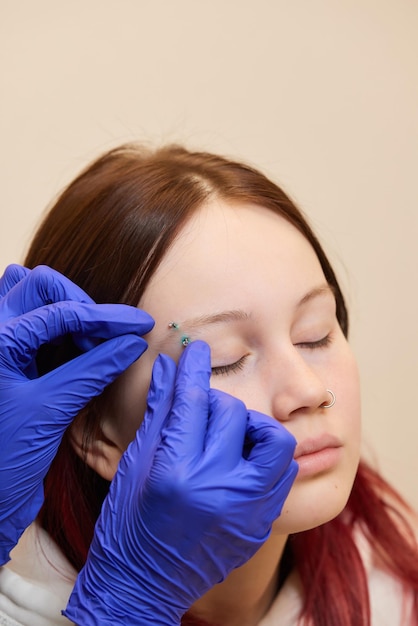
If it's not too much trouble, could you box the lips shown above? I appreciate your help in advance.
[293,434,343,478]
[294,434,342,459]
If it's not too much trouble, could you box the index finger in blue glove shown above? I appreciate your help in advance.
[1,302,154,372]
[138,354,177,459]
[0,264,30,298]
[158,341,212,463]
[113,353,177,490]
[28,333,150,427]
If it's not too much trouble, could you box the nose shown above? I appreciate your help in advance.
[267,345,330,422]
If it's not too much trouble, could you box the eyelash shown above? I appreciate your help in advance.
[211,356,248,377]
[296,333,333,350]
[211,334,332,377]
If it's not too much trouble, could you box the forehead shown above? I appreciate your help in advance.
[139,199,324,317]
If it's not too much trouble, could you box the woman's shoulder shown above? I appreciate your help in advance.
[356,504,417,626]
[366,561,415,626]
[0,604,25,626]
[0,523,76,626]
[259,510,418,626]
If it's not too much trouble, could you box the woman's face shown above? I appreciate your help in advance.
[106,199,362,533]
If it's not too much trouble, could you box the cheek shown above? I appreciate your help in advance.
[336,349,362,442]
[104,352,156,449]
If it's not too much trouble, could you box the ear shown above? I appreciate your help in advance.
[69,416,124,482]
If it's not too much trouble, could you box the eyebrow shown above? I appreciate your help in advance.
[297,283,336,307]
[169,284,335,335]
[177,309,252,331]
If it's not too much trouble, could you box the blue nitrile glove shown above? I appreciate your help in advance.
[65,341,298,626]
[0,264,154,564]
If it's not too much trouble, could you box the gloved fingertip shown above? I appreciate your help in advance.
[150,352,177,388]
[0,264,30,296]
[246,410,297,463]
[144,353,177,417]
[144,312,155,328]
[99,305,155,336]
[133,308,155,331]
[177,340,211,383]
[88,334,149,369]
[5,264,30,279]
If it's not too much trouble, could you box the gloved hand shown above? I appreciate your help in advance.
[0,264,154,564]
[65,341,298,626]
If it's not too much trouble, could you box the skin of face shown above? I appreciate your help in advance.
[101,198,362,535]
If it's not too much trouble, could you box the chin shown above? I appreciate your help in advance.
[271,471,356,535]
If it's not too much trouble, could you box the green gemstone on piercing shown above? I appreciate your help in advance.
[168,322,179,329]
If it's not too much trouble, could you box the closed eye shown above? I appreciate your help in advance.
[211,334,332,376]
[211,355,249,376]
[295,334,332,349]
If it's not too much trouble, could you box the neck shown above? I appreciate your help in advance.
[190,532,288,626]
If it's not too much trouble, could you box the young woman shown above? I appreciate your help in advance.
[5,144,418,624]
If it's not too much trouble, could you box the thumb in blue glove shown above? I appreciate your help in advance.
[64,340,298,626]
[0,265,154,564]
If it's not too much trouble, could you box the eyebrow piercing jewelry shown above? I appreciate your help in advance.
[321,389,336,409]
[168,322,191,348]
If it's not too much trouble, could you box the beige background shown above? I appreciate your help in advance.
[1,1,417,506]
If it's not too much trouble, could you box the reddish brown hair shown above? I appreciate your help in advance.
[25,144,418,625]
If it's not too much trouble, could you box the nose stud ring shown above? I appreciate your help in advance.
[321,389,336,409]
